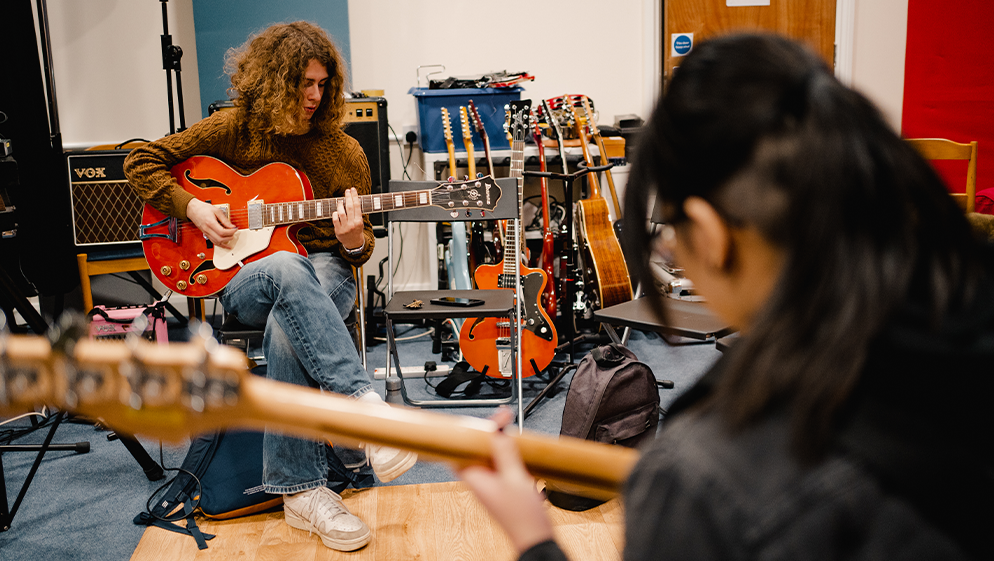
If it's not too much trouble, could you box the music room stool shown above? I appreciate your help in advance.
[384,289,518,409]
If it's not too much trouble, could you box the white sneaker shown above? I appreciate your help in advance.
[358,392,418,482]
[283,487,371,551]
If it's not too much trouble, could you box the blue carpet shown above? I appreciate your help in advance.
[0,324,721,561]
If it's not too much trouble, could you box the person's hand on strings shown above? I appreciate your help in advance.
[187,198,236,249]
[333,187,365,252]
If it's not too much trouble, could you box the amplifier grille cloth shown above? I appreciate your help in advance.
[70,180,143,244]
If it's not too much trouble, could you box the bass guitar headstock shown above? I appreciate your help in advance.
[0,316,250,442]
[441,107,454,143]
[459,106,473,145]
[467,100,488,141]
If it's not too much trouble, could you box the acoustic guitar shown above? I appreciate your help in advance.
[0,325,635,500]
[560,98,633,311]
[139,156,502,297]
[460,100,558,379]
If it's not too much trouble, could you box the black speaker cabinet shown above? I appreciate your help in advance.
[65,150,142,250]
[343,97,391,230]
[208,97,392,229]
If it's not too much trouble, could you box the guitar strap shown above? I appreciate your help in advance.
[435,360,484,398]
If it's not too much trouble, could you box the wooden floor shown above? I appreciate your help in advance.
[130,481,624,561]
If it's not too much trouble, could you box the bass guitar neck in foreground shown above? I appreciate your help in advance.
[0,323,637,500]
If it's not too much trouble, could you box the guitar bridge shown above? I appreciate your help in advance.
[496,338,513,378]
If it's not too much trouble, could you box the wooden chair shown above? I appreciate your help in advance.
[906,138,978,213]
[76,250,200,323]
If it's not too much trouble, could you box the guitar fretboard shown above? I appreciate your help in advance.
[502,136,527,277]
[260,191,432,227]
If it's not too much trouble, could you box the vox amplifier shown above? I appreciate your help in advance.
[66,150,142,249]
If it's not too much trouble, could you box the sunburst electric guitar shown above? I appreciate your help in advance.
[0,326,637,500]
[460,100,558,379]
[139,156,502,297]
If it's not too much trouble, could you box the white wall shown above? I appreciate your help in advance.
[41,0,911,295]
[850,0,909,132]
[47,0,201,149]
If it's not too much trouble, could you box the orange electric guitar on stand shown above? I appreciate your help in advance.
[559,97,633,311]
[459,100,557,379]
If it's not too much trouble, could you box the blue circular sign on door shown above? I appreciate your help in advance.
[673,34,693,56]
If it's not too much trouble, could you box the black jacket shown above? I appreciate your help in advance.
[523,272,994,561]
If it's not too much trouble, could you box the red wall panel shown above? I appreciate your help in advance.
[902,0,994,210]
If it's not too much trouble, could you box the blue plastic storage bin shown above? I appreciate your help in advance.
[409,87,523,153]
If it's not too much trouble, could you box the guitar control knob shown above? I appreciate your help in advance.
[528,318,535,325]
[448,202,454,207]
[540,326,548,334]
[475,181,482,187]
[160,266,172,276]
[197,252,206,260]
[180,260,191,271]
[196,274,208,285]
[176,280,188,291]
[450,211,458,219]
[463,200,469,205]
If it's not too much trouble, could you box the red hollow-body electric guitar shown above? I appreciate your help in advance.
[140,156,502,297]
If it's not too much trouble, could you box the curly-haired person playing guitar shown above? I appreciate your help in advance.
[124,21,415,552]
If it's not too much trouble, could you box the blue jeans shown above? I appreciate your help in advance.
[219,251,372,494]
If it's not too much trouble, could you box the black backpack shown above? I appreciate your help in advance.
[134,430,373,549]
[546,343,660,511]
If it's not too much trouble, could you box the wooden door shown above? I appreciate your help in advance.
[664,0,837,81]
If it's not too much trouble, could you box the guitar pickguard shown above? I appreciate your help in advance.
[520,272,554,341]
[213,227,276,270]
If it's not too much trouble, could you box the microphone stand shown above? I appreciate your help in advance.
[160,0,186,135]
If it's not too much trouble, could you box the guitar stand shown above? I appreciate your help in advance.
[521,162,614,419]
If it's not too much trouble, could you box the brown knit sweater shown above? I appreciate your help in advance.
[123,110,374,266]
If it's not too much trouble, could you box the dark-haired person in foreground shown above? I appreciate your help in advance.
[460,33,993,560]
[125,22,415,551]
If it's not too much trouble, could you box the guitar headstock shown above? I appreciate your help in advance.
[580,96,599,136]
[467,100,488,139]
[459,106,473,144]
[541,98,567,142]
[441,107,453,143]
[0,318,250,442]
[506,99,532,143]
[530,107,545,144]
[430,175,502,213]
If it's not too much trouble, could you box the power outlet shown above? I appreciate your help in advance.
[401,125,419,144]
